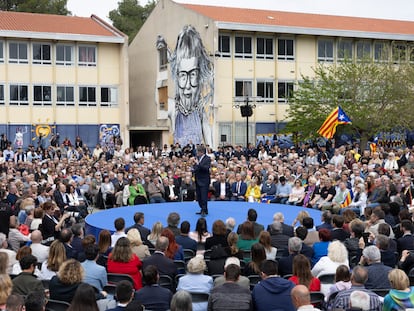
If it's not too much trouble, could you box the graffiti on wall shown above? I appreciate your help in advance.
[156,25,214,147]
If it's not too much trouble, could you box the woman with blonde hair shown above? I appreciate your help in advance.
[148,221,163,246]
[245,178,261,202]
[225,232,243,260]
[311,240,349,278]
[127,228,150,260]
[0,274,12,310]
[292,210,310,227]
[383,268,414,311]
[40,240,66,280]
[49,259,85,302]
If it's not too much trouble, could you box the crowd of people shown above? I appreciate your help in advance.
[1,135,414,310]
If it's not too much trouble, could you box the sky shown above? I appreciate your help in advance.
[67,0,414,23]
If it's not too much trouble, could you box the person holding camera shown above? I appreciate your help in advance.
[40,201,70,246]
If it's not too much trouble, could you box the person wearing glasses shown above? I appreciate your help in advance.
[158,25,214,147]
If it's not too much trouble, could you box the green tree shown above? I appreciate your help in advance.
[285,60,414,148]
[0,0,70,15]
[109,0,156,44]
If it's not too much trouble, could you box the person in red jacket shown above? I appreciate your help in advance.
[289,254,321,292]
[107,237,143,290]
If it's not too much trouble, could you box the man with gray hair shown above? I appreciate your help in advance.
[359,245,392,289]
[166,212,181,236]
[278,237,303,277]
[142,236,177,279]
[268,221,289,251]
[333,265,382,311]
[267,212,294,237]
[225,217,236,234]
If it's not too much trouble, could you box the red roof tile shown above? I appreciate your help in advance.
[0,11,120,37]
[181,3,414,36]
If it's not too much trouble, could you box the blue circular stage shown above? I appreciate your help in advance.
[85,201,322,239]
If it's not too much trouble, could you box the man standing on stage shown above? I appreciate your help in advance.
[193,145,211,216]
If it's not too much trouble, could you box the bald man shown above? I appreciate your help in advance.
[291,285,321,311]
[30,230,49,264]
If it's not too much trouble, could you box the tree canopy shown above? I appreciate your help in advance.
[109,0,156,44]
[0,0,70,15]
[285,60,414,147]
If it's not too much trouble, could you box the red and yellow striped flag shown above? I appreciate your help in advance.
[317,106,352,139]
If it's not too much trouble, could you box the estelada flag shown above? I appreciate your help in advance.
[317,106,352,139]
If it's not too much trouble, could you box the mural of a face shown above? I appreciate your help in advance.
[177,56,200,112]
[161,24,214,147]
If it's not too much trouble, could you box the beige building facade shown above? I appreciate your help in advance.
[0,11,129,149]
[129,0,414,149]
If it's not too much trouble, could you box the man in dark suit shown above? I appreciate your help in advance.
[107,281,138,311]
[237,209,265,239]
[135,265,173,311]
[268,221,289,251]
[397,219,414,254]
[278,237,302,277]
[175,221,197,252]
[192,145,211,216]
[53,182,70,212]
[295,226,314,260]
[142,236,177,279]
[266,212,294,237]
[316,211,333,231]
[212,171,232,201]
[331,215,350,242]
[230,173,247,201]
[126,212,151,243]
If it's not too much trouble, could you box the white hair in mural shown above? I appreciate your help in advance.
[156,25,214,147]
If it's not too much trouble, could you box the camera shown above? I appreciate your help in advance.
[64,211,80,218]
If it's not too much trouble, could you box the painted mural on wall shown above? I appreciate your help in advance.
[31,120,55,149]
[99,124,121,150]
[157,25,214,147]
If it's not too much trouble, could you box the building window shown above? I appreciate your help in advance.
[392,43,407,63]
[9,84,28,105]
[234,122,255,146]
[318,39,334,62]
[158,86,168,111]
[278,39,294,60]
[101,87,118,107]
[56,45,74,66]
[78,46,96,66]
[0,42,3,63]
[33,43,51,65]
[218,35,231,57]
[219,123,232,144]
[337,40,353,61]
[9,42,28,64]
[257,80,274,103]
[356,41,371,60]
[56,86,74,106]
[235,36,252,59]
[159,47,168,70]
[0,85,4,105]
[33,85,52,106]
[257,37,273,59]
[374,42,388,62]
[79,86,96,106]
[278,81,294,103]
[235,80,253,97]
